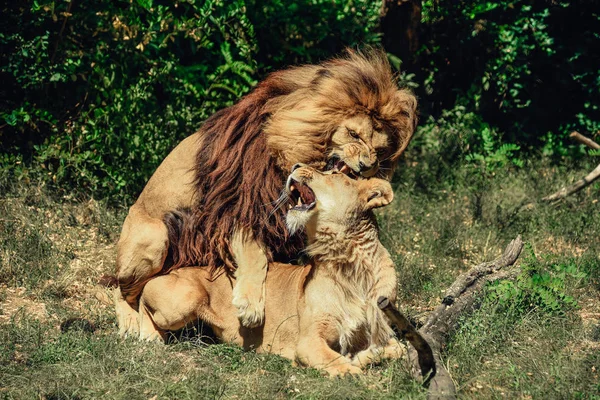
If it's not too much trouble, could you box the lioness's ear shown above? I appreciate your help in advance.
[364,180,394,210]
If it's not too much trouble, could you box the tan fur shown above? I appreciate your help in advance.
[137,168,405,376]
[115,49,417,336]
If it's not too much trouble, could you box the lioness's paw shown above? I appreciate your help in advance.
[326,364,362,377]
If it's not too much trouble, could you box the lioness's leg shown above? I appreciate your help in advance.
[138,274,193,342]
[230,229,268,328]
[139,269,230,342]
[115,206,169,337]
[295,324,362,376]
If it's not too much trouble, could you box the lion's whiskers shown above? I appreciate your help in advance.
[267,191,290,219]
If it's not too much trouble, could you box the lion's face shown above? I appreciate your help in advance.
[285,165,393,236]
[326,114,392,178]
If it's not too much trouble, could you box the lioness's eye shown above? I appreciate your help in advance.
[347,129,360,139]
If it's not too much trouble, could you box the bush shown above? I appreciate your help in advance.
[417,1,600,151]
[1,0,261,198]
[1,0,381,200]
[486,247,586,316]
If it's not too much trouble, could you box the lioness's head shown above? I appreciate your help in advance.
[285,165,393,236]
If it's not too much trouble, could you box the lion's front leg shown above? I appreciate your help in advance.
[230,229,268,328]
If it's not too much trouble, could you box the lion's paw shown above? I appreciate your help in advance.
[232,288,265,328]
[115,294,140,338]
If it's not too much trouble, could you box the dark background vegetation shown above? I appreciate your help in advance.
[1,1,599,398]
[1,0,599,199]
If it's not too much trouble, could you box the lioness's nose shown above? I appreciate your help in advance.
[291,163,308,172]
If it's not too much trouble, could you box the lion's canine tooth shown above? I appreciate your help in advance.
[297,197,302,206]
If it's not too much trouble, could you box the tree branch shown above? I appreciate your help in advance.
[570,131,600,150]
[541,163,600,202]
[382,236,524,400]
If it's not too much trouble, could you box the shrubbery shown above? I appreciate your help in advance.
[417,0,600,150]
[0,0,381,198]
[1,1,598,199]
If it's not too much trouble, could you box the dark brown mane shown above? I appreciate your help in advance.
[168,76,306,272]
[165,48,417,273]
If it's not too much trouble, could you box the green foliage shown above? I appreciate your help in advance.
[1,0,381,199]
[1,0,261,197]
[418,1,600,151]
[486,247,586,315]
[465,125,523,175]
[247,0,381,68]
[1,0,599,199]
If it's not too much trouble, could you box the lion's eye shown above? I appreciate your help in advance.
[347,129,360,139]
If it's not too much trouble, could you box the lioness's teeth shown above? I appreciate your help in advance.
[340,165,350,174]
[297,197,302,206]
[288,204,292,210]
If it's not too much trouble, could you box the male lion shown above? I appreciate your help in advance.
[138,166,405,376]
[115,49,417,335]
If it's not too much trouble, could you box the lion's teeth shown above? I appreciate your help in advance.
[288,204,292,210]
[297,197,302,206]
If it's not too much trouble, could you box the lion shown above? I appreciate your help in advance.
[115,49,417,336]
[137,166,405,376]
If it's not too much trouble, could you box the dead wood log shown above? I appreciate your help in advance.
[540,131,600,202]
[382,236,524,399]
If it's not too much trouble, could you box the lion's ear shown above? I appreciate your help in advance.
[364,179,394,210]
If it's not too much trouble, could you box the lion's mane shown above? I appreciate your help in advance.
[168,49,417,272]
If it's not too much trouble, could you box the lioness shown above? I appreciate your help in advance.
[137,166,404,376]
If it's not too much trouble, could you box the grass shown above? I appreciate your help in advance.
[1,157,599,399]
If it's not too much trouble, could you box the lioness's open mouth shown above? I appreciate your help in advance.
[287,179,316,211]
[325,155,359,178]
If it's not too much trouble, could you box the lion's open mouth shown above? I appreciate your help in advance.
[325,155,359,178]
[287,180,316,211]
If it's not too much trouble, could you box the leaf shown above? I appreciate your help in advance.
[136,0,153,10]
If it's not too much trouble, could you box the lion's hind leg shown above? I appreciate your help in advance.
[115,206,169,337]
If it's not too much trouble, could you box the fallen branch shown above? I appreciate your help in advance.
[570,131,600,150]
[541,163,600,202]
[520,132,600,206]
[383,236,524,399]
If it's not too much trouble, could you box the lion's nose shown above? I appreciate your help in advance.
[359,161,372,172]
[359,159,379,177]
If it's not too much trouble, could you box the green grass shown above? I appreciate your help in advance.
[1,158,599,399]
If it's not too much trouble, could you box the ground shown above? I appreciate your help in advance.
[0,160,599,399]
